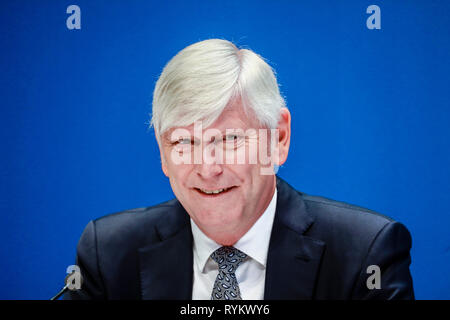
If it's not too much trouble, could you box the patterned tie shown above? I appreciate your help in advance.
[210,246,247,300]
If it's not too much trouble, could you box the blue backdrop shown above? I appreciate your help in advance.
[1,0,449,299]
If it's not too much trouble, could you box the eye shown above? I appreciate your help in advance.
[172,137,192,145]
[172,138,194,154]
[225,134,238,142]
[178,138,192,145]
[223,133,244,149]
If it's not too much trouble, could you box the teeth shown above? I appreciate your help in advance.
[199,187,228,194]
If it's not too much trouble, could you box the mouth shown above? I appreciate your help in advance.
[194,186,237,197]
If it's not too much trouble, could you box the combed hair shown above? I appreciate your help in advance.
[150,39,286,136]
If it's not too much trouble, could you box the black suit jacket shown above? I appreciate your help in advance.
[64,177,414,300]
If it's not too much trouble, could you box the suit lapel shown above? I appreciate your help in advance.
[138,202,193,300]
[264,177,326,299]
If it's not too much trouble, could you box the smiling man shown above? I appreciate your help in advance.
[157,99,288,248]
[65,39,414,300]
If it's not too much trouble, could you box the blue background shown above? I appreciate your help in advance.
[1,0,449,299]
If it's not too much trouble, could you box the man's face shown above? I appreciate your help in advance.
[157,101,290,245]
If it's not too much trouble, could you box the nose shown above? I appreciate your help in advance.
[195,162,223,179]
[194,143,223,179]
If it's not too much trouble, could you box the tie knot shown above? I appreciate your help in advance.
[210,246,247,272]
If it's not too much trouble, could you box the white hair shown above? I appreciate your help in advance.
[150,39,286,136]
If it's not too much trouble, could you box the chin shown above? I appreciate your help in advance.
[195,208,243,226]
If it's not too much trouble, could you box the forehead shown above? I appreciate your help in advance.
[212,101,260,129]
[163,100,262,139]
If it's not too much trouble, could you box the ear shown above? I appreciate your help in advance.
[274,107,291,166]
[155,134,169,177]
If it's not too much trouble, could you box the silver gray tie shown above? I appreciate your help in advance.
[210,246,247,300]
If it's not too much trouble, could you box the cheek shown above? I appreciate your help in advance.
[224,164,259,195]
[247,165,270,192]
[162,146,190,178]
[167,173,190,204]
[168,166,191,185]
[163,163,193,194]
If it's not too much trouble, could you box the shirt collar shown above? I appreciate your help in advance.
[190,187,277,272]
[191,218,221,273]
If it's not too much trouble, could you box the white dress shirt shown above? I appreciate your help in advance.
[191,188,277,300]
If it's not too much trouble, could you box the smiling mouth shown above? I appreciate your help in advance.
[194,186,236,196]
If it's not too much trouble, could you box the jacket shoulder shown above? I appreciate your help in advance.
[303,193,394,227]
[89,198,182,250]
[94,198,179,227]
[298,191,413,299]
[300,192,400,260]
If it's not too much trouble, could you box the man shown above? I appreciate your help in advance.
[65,39,414,300]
